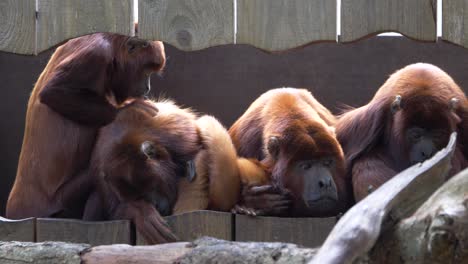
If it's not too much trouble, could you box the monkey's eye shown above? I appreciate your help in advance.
[410,131,422,141]
[126,38,148,54]
[141,141,158,159]
[299,161,312,171]
[322,158,334,167]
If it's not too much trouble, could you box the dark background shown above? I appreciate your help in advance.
[1,36,468,216]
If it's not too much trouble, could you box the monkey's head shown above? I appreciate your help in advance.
[389,93,461,167]
[264,121,346,217]
[107,34,166,103]
[92,99,201,216]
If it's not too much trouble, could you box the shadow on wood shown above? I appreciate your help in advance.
[36,218,131,246]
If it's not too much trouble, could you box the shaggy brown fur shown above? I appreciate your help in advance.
[230,88,351,217]
[83,99,201,244]
[7,33,165,219]
[337,63,468,201]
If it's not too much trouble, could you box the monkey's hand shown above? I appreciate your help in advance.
[113,200,177,244]
[232,185,292,216]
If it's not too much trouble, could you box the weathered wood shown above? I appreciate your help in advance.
[310,133,457,264]
[235,215,335,248]
[81,242,191,264]
[139,0,234,51]
[0,0,35,54]
[137,211,232,245]
[0,241,88,264]
[341,0,436,42]
[36,0,133,54]
[0,217,35,242]
[179,237,318,264]
[36,218,131,246]
[236,0,336,51]
[368,167,468,264]
[442,0,468,48]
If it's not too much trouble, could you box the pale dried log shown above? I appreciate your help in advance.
[178,237,318,264]
[369,166,468,264]
[0,241,88,264]
[310,133,457,264]
[81,242,191,264]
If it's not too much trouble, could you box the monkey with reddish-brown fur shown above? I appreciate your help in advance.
[85,98,259,244]
[7,33,166,219]
[83,99,202,244]
[229,88,352,217]
[337,63,468,202]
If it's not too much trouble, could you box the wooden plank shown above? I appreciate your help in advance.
[0,217,35,242]
[341,0,436,42]
[0,0,35,55]
[36,218,131,246]
[235,215,336,248]
[137,211,233,245]
[236,0,336,51]
[442,0,468,48]
[36,0,133,54]
[138,0,234,51]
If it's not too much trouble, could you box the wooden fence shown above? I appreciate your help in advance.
[0,211,336,247]
[1,0,468,54]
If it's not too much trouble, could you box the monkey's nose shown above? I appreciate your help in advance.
[318,177,333,189]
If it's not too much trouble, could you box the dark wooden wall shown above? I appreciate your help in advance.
[1,36,468,216]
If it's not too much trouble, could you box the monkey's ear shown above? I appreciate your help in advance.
[267,136,280,160]
[141,141,157,159]
[391,95,402,114]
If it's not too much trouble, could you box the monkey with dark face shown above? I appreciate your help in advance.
[230,88,352,217]
[337,63,468,202]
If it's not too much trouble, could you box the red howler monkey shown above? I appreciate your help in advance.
[83,99,201,244]
[84,99,254,244]
[229,88,351,217]
[7,33,166,219]
[337,63,468,201]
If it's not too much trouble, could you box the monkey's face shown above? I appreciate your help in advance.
[111,37,166,103]
[267,134,345,217]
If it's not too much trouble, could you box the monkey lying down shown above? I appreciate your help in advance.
[84,98,266,244]
[230,88,352,217]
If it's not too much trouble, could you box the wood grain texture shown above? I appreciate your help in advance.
[236,0,336,51]
[81,243,191,264]
[0,0,35,54]
[341,0,436,42]
[36,218,131,246]
[36,0,133,54]
[137,211,233,245]
[0,217,35,242]
[235,215,336,248]
[138,0,234,51]
[442,0,468,48]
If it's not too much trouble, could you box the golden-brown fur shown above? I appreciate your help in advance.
[229,88,351,216]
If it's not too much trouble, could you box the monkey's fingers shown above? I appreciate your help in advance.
[247,185,278,195]
[147,213,178,243]
[231,205,257,216]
